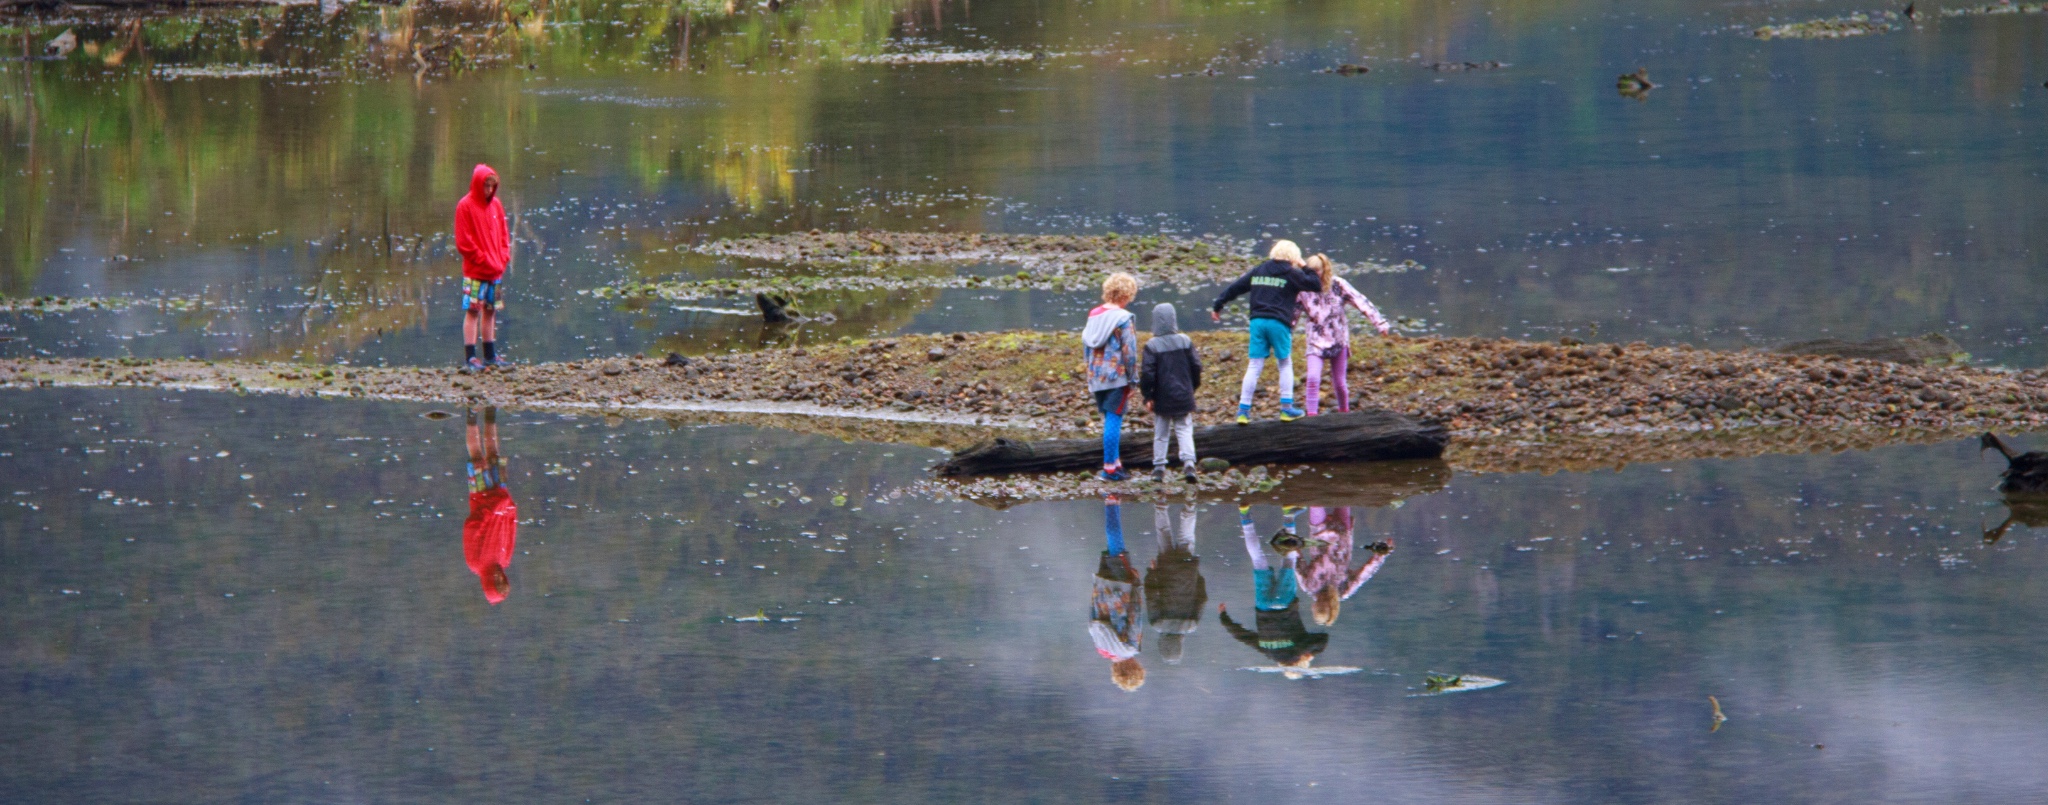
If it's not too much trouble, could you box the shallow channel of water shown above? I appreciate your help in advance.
[4,388,2046,801]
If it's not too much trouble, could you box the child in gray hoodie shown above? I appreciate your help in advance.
[1138,302,1203,482]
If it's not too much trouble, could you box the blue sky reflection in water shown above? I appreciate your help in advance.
[0,0,2044,365]
[4,390,2048,801]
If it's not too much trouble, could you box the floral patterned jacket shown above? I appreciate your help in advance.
[1298,276,1391,354]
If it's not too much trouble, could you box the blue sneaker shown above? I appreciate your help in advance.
[461,357,485,374]
[1236,404,1252,425]
[1099,468,1131,482]
[1277,402,1305,421]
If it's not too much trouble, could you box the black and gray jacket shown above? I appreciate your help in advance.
[1210,259,1322,327]
[1139,303,1203,417]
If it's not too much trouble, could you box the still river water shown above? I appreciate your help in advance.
[3,0,2047,800]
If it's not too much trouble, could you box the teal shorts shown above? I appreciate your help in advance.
[1247,318,1293,360]
[1254,567,1299,611]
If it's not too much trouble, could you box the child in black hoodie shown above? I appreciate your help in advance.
[1139,303,1203,482]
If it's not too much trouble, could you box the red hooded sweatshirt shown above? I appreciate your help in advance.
[454,164,510,282]
[464,486,518,604]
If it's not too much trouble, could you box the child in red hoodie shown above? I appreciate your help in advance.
[464,406,518,604]
[454,164,511,371]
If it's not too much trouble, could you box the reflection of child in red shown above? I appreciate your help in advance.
[463,407,517,604]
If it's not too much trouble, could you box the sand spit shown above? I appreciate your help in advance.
[5,331,2044,478]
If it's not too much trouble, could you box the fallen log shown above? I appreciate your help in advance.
[934,409,1448,476]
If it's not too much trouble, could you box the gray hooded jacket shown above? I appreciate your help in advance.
[1139,303,1203,417]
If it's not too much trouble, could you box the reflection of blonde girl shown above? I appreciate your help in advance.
[1088,495,1145,691]
[1295,506,1392,627]
[463,407,518,605]
[1296,254,1392,416]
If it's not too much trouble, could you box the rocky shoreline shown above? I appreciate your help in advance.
[5,330,2044,477]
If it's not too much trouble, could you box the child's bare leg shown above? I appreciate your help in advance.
[480,306,496,343]
[465,409,484,464]
[463,307,479,347]
[481,406,500,465]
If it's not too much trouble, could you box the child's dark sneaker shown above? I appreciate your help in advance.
[462,357,485,374]
[488,356,514,369]
[1183,464,1199,484]
[1100,468,1131,482]
[1152,467,1167,483]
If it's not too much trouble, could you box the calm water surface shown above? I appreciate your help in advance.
[5,0,2048,800]
[1,0,2044,363]
[3,389,2046,802]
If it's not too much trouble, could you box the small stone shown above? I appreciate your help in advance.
[1200,457,1231,471]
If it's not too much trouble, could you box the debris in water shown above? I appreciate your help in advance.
[1240,665,1363,679]
[1710,695,1729,731]
[1410,673,1506,696]
[1319,63,1370,75]
[421,410,455,420]
[1617,68,1656,101]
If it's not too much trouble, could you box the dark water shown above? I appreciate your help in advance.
[5,0,2048,800]
[2,0,2045,365]
[4,389,2047,802]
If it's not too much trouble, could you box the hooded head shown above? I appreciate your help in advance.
[1150,303,1179,337]
[1157,632,1185,665]
[469,164,500,205]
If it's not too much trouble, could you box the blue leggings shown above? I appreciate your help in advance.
[1095,387,1130,468]
[1105,500,1126,555]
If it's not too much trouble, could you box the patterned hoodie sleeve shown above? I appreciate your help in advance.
[1336,278,1391,334]
[1117,316,1139,384]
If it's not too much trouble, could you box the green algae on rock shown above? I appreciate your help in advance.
[1753,12,1899,39]
[597,231,1423,301]
[1940,2,2048,16]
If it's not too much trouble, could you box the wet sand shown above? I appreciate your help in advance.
[6,330,2043,479]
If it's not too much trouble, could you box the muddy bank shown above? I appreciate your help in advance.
[600,231,1422,301]
[6,330,2046,474]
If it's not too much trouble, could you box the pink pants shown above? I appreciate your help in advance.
[1303,344,1351,416]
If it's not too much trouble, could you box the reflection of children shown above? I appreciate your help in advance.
[454,164,511,372]
[1219,505,1328,669]
[463,407,518,604]
[1297,254,1392,416]
[1089,495,1145,691]
[1210,240,1322,424]
[1296,507,1393,627]
[1139,303,1203,483]
[1145,503,1207,664]
[1082,273,1141,481]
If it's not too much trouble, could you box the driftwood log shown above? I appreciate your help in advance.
[935,409,1448,476]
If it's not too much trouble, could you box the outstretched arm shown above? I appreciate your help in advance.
[1211,271,1255,318]
[1340,542,1392,601]
[1337,278,1392,334]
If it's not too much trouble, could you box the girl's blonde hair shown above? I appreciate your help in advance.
[1269,239,1304,265]
[1306,253,1335,292]
[1311,585,1341,626]
[1111,657,1146,691]
[1102,272,1138,306]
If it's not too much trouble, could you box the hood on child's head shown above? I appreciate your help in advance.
[469,164,499,203]
[1151,303,1179,336]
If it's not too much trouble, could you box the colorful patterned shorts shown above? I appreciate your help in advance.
[461,278,500,311]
